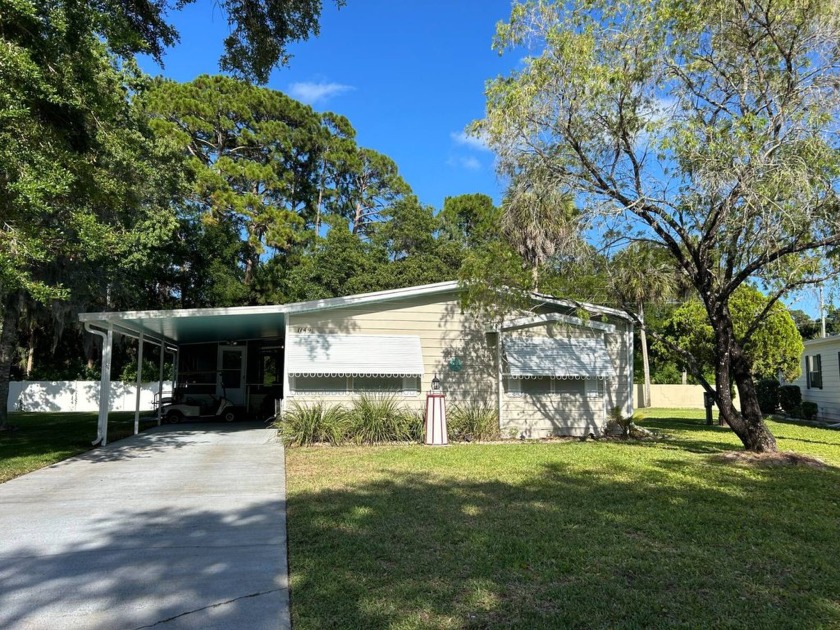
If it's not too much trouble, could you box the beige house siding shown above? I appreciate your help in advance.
[791,338,840,421]
[285,291,633,437]
[286,292,496,411]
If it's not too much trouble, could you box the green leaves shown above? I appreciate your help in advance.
[661,286,803,381]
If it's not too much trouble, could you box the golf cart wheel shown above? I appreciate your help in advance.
[223,409,237,423]
[166,410,183,424]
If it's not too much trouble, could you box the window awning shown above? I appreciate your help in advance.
[504,337,615,379]
[287,334,424,377]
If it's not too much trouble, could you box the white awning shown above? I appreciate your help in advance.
[505,337,615,378]
[287,334,424,377]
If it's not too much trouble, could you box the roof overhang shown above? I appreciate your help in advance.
[802,335,840,348]
[80,306,289,345]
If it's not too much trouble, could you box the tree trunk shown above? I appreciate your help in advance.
[712,304,778,453]
[729,342,778,452]
[25,327,35,378]
[639,301,651,408]
[0,293,21,428]
[353,201,363,235]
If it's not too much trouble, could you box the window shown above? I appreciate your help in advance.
[259,347,283,385]
[290,375,420,395]
[508,377,588,396]
[521,377,554,395]
[353,376,420,395]
[290,376,347,394]
[807,354,823,389]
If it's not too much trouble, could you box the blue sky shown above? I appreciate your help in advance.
[138,0,519,211]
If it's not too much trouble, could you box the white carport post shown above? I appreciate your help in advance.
[97,325,113,446]
[133,332,144,435]
[157,340,165,426]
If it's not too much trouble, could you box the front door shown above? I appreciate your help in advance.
[217,345,246,405]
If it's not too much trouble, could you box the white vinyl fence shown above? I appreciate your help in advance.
[7,381,173,413]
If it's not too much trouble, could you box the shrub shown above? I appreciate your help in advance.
[779,385,802,414]
[277,401,347,447]
[607,406,647,438]
[448,402,500,442]
[801,401,818,420]
[403,408,425,442]
[755,378,780,414]
[347,394,416,444]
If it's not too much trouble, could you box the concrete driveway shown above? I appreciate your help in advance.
[0,422,289,630]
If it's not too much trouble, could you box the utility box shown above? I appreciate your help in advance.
[703,392,715,425]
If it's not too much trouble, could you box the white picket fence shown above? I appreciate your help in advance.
[7,381,173,413]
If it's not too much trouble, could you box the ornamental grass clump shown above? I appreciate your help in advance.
[277,401,348,447]
[347,394,416,444]
[448,402,500,442]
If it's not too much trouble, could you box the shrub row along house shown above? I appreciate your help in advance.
[79,281,634,444]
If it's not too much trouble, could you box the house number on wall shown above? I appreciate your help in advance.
[295,327,314,334]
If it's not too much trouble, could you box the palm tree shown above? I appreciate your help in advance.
[610,243,679,408]
[501,174,579,291]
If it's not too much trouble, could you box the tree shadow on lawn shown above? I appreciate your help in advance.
[0,412,152,463]
[287,455,840,629]
[624,418,741,454]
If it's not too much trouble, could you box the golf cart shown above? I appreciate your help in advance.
[159,380,244,424]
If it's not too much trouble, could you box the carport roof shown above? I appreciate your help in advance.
[78,281,463,344]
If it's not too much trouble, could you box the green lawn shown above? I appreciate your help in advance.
[285,409,840,629]
[0,412,153,483]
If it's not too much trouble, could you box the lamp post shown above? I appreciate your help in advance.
[424,373,448,446]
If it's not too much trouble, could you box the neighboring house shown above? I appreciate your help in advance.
[789,336,840,422]
[79,281,634,444]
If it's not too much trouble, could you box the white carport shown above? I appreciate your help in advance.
[79,305,291,445]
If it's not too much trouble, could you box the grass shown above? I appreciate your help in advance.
[284,408,840,629]
[0,411,151,483]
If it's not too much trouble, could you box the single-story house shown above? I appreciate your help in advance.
[78,281,634,444]
[789,335,840,422]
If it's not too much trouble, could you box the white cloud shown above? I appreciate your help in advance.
[447,155,482,171]
[288,81,354,105]
[450,130,491,152]
[461,156,482,170]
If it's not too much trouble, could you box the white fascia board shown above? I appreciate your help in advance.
[529,292,634,322]
[84,320,176,348]
[493,312,617,334]
[802,335,840,349]
[78,303,289,323]
[284,280,461,314]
